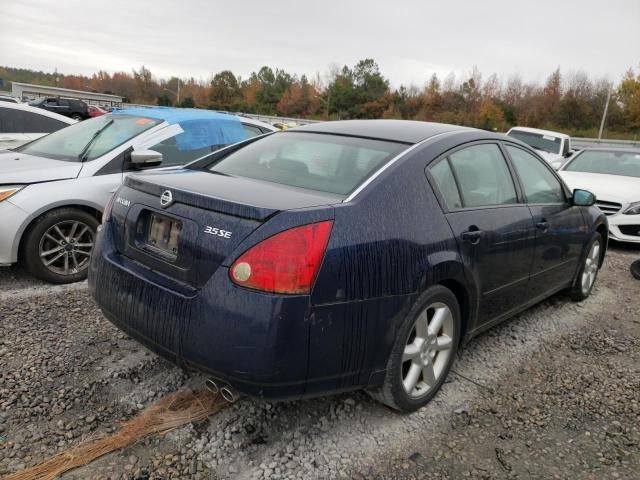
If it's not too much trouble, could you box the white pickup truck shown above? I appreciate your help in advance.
[506,126,575,169]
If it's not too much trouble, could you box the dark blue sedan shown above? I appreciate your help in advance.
[89,120,608,412]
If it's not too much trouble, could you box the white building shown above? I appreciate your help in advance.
[10,82,123,106]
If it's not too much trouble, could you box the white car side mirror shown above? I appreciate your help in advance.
[130,149,163,168]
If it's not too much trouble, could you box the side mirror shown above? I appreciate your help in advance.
[572,189,596,207]
[130,149,163,168]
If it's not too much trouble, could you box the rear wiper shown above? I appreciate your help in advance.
[78,119,114,161]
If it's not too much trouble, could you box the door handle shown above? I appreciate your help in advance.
[536,220,550,232]
[461,229,482,244]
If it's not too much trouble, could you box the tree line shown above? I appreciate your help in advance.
[1,60,639,138]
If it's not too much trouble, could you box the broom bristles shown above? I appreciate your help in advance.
[3,390,227,480]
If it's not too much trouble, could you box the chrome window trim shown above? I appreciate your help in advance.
[343,130,459,202]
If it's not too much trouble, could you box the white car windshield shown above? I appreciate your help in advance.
[564,150,640,178]
[508,130,562,155]
[15,114,161,162]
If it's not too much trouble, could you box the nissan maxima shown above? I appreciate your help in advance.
[89,120,607,412]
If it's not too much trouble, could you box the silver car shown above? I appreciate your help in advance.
[0,107,276,283]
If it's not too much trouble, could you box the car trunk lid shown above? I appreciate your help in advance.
[110,170,342,288]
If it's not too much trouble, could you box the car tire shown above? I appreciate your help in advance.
[70,113,83,121]
[569,232,603,301]
[368,285,461,412]
[23,208,99,284]
[630,259,640,280]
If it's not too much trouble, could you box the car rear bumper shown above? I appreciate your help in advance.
[89,223,318,399]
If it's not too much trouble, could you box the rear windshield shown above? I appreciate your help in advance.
[564,150,640,178]
[508,130,562,155]
[208,132,407,195]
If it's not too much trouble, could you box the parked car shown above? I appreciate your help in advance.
[558,147,640,243]
[29,97,90,120]
[0,107,276,283]
[89,120,608,412]
[632,259,640,280]
[0,101,76,150]
[0,95,21,103]
[507,126,574,166]
[88,105,108,118]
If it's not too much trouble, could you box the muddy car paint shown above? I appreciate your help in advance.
[89,121,608,401]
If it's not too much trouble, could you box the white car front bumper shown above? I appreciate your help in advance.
[608,212,640,244]
[0,199,30,265]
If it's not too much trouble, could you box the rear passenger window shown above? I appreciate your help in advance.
[448,144,517,208]
[429,158,462,209]
[0,109,68,133]
[506,145,566,204]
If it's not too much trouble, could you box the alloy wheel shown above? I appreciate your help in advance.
[38,220,95,276]
[402,302,455,398]
[581,240,600,295]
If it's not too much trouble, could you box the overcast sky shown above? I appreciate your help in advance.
[1,0,638,87]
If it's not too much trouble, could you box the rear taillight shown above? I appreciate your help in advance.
[229,220,333,294]
[102,193,115,223]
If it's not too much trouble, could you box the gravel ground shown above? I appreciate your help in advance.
[0,245,638,479]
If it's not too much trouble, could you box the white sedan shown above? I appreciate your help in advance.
[0,107,276,283]
[0,101,76,149]
[558,147,640,243]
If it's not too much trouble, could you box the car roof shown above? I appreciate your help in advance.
[0,101,76,123]
[111,106,275,130]
[507,126,570,139]
[290,120,472,144]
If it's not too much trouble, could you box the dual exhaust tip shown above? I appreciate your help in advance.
[205,377,239,403]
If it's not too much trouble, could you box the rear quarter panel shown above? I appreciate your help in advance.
[306,139,472,390]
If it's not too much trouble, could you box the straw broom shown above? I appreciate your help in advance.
[3,389,228,480]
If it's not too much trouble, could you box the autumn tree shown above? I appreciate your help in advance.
[210,70,242,111]
[2,62,639,137]
[618,68,640,131]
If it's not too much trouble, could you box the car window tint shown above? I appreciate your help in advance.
[0,108,68,133]
[448,144,517,208]
[149,121,261,167]
[148,135,218,167]
[209,132,405,195]
[565,150,640,178]
[507,145,566,204]
[429,158,462,209]
[242,124,264,138]
[507,130,562,155]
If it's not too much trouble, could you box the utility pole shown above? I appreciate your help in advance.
[326,90,330,120]
[177,79,181,104]
[598,87,612,140]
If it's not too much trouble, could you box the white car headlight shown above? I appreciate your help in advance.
[623,202,640,215]
[0,185,24,202]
